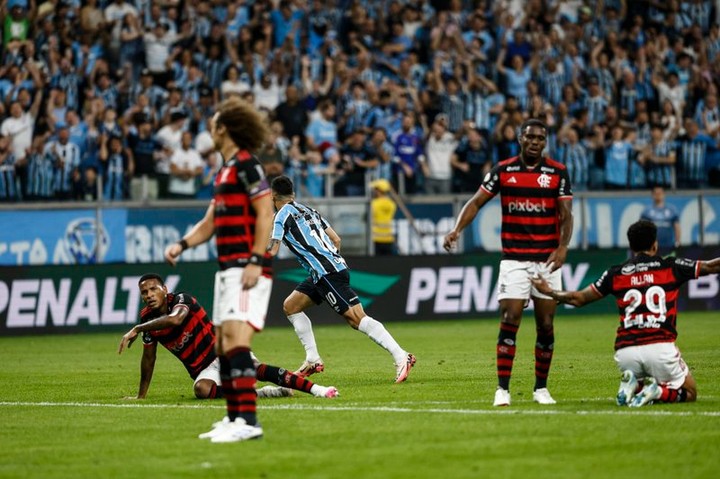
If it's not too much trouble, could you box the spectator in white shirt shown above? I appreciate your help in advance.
[168,131,203,199]
[155,111,186,197]
[1,89,43,162]
[421,116,458,194]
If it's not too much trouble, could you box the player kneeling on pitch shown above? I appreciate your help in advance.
[118,273,339,400]
[532,220,720,407]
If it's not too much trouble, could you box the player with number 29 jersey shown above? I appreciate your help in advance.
[591,255,700,350]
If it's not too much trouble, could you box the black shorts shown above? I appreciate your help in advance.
[295,270,360,315]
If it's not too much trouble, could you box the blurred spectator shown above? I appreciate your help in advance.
[98,133,130,201]
[675,119,718,189]
[391,110,425,194]
[194,131,220,200]
[604,125,641,190]
[168,131,203,199]
[421,115,457,194]
[557,125,591,192]
[640,124,676,189]
[127,114,161,201]
[335,128,377,196]
[25,133,55,201]
[45,124,82,201]
[451,126,491,193]
[0,133,19,201]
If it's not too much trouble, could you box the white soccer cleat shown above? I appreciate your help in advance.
[294,359,325,377]
[493,387,511,406]
[257,385,294,398]
[198,416,231,440]
[312,385,339,398]
[395,353,416,383]
[532,388,557,405]
[616,370,639,406]
[210,418,263,443]
[629,377,662,408]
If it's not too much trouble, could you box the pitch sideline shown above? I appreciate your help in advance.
[1,400,719,417]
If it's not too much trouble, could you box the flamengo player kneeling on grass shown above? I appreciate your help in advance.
[267,175,416,383]
[532,220,720,407]
[443,119,573,407]
[118,274,339,400]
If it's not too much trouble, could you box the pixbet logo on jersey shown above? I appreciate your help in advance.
[507,199,547,213]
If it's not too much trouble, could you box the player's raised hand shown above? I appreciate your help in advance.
[118,328,138,354]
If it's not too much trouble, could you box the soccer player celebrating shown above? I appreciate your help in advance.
[164,97,273,443]
[267,175,416,383]
[443,119,574,406]
[532,220,720,407]
[118,273,339,400]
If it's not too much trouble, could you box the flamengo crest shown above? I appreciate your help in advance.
[537,173,552,188]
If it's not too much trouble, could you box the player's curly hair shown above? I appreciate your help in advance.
[215,97,269,153]
[627,220,657,253]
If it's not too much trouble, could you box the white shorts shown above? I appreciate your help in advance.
[194,357,221,386]
[212,268,272,330]
[193,352,262,387]
[614,342,689,389]
[497,260,561,301]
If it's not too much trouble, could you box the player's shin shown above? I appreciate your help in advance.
[222,347,258,425]
[497,322,519,390]
[534,328,555,390]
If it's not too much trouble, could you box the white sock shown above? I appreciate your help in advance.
[358,316,406,364]
[287,312,321,362]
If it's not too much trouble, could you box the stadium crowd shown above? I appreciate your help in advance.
[1,0,720,202]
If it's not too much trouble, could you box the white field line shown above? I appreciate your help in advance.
[1,401,719,417]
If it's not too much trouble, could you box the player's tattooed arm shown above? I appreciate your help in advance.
[699,257,720,275]
[267,239,281,256]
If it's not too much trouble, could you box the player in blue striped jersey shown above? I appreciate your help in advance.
[268,175,415,383]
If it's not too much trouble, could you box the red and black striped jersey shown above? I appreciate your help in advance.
[591,254,700,350]
[213,149,272,273]
[481,156,572,261]
[141,292,216,379]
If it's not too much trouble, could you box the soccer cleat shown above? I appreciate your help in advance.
[616,370,639,406]
[294,359,325,377]
[312,385,339,398]
[210,418,263,443]
[532,388,557,405]
[198,416,231,440]
[493,387,511,406]
[395,353,416,383]
[256,385,293,398]
[629,377,662,408]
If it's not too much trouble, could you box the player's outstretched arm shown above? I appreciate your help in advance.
[699,257,720,276]
[532,276,602,307]
[443,189,492,252]
[165,202,216,265]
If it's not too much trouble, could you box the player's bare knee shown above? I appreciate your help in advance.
[194,381,212,399]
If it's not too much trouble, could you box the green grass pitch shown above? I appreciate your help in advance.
[1,313,719,479]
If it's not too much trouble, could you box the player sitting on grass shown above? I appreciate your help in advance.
[532,220,720,407]
[118,273,339,400]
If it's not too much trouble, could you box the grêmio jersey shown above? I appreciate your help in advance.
[213,149,272,273]
[481,156,572,261]
[141,292,216,379]
[271,201,347,283]
[590,254,700,351]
